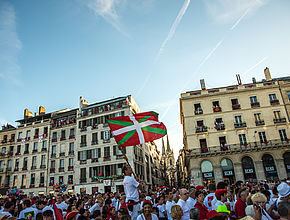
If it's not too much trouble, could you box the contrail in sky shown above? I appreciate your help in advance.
[155,0,191,61]
[241,57,268,76]
[231,8,250,30]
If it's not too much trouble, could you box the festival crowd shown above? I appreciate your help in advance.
[0,165,289,220]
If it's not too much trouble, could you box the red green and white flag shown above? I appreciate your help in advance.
[108,111,167,147]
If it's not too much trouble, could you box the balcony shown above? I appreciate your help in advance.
[255,120,265,126]
[41,148,47,152]
[60,137,66,141]
[52,138,57,142]
[24,151,29,154]
[92,124,98,129]
[43,133,48,138]
[270,99,280,105]
[103,156,111,161]
[103,139,110,143]
[213,106,222,112]
[201,148,208,153]
[69,135,75,139]
[15,152,21,156]
[6,167,12,172]
[50,168,55,173]
[232,104,241,110]
[39,183,44,187]
[1,140,7,144]
[14,167,19,172]
[40,165,46,169]
[51,153,56,158]
[91,141,98,145]
[234,122,247,128]
[251,102,260,108]
[9,139,15,142]
[59,167,64,172]
[25,137,30,141]
[80,160,87,164]
[116,155,124,159]
[68,180,73,184]
[80,127,87,132]
[17,138,22,142]
[0,168,3,173]
[80,178,86,183]
[214,123,225,131]
[21,185,26,189]
[59,152,65,157]
[68,166,74,171]
[196,126,208,133]
[22,167,27,171]
[32,149,38,153]
[194,109,203,115]
[30,184,35,188]
[91,158,98,163]
[274,118,286,124]
[31,166,36,170]
[80,142,87,147]
[34,135,39,139]
[8,152,13,156]
[69,151,74,155]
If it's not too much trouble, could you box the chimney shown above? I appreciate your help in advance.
[24,108,33,119]
[34,112,38,117]
[39,106,46,115]
[252,77,256,84]
[236,74,242,85]
[79,96,88,109]
[264,67,272,81]
[200,79,206,90]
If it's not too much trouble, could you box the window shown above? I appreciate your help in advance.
[51,160,55,169]
[250,96,258,104]
[7,160,11,170]
[80,151,87,160]
[23,157,28,168]
[273,111,281,119]
[44,127,48,134]
[258,131,267,143]
[24,144,29,153]
[194,103,203,114]
[9,146,13,153]
[33,142,38,151]
[34,128,39,136]
[197,120,204,127]
[51,145,56,155]
[52,132,57,139]
[68,175,73,183]
[239,134,247,145]
[231,98,239,105]
[287,91,290,100]
[21,175,26,186]
[15,159,19,169]
[40,173,44,184]
[279,129,288,141]
[32,156,37,168]
[104,147,110,157]
[61,130,66,139]
[50,177,54,185]
[13,176,18,187]
[42,141,47,150]
[199,139,207,149]
[60,144,65,155]
[214,118,224,130]
[81,135,86,144]
[102,131,111,140]
[92,133,98,144]
[60,159,64,168]
[69,143,74,154]
[80,168,86,183]
[1,147,5,153]
[235,115,242,123]
[70,128,74,136]
[17,145,21,153]
[18,132,22,139]
[69,158,74,166]
[269,93,277,101]
[0,161,3,171]
[254,113,262,121]
[30,174,35,185]
[41,155,46,166]
[92,149,98,158]
[26,130,31,138]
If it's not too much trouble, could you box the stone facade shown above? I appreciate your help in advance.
[180,69,290,186]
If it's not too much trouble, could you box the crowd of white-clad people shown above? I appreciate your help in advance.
[0,164,289,220]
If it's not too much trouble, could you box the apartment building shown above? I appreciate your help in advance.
[180,68,290,186]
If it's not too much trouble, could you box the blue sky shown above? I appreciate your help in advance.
[1,0,290,157]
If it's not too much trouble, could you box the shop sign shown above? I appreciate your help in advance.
[104,180,111,186]
[224,170,233,176]
[265,166,275,172]
[203,172,214,179]
[80,188,86,194]
[287,165,290,171]
[245,169,254,174]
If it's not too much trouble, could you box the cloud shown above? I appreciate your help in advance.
[84,0,129,36]
[0,1,22,85]
[204,0,268,24]
[155,0,191,61]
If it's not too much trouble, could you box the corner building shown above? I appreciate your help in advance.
[180,69,290,186]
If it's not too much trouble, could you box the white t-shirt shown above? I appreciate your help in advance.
[157,203,166,218]
[204,192,216,211]
[18,207,37,220]
[89,203,102,214]
[123,175,139,202]
[166,200,174,220]
[0,211,12,217]
[187,197,196,209]
[137,213,159,220]
[177,199,190,220]
[55,201,68,211]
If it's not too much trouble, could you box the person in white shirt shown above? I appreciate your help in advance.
[89,197,104,215]
[55,195,68,212]
[166,191,174,220]
[18,200,37,220]
[156,197,167,220]
[111,192,119,208]
[177,188,190,220]
[204,183,216,211]
[137,200,158,220]
[122,164,142,220]
[187,188,197,209]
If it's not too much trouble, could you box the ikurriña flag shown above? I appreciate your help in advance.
[108,111,167,147]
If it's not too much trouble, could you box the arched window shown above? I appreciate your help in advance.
[201,160,214,185]
[262,154,278,180]
[242,156,257,182]
[283,152,290,178]
[221,158,235,184]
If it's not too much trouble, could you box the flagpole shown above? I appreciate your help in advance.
[119,147,138,180]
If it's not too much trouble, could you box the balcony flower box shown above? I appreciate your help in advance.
[17,138,22,142]
[43,133,48,138]
[50,168,55,172]
[68,166,73,169]
[232,104,241,110]
[92,158,98,162]
[52,123,57,127]
[285,139,290,143]
[263,141,268,145]
[41,148,47,152]
[14,167,19,171]
[49,182,53,186]
[221,145,228,151]
[39,184,44,187]
[201,148,208,153]
[116,104,121,108]
[15,152,20,155]
[24,151,29,154]
[30,185,35,188]
[83,113,87,116]
[32,149,38,153]
[8,152,13,156]
[103,157,110,161]
[9,139,15,142]
[69,119,75,123]
[69,135,75,139]
[0,152,6,157]
[52,139,57,142]
[1,140,7,144]
[68,181,73,184]
[93,110,98,114]
[25,137,30,141]
[60,137,66,141]
[21,185,26,189]
[59,167,64,172]
[213,106,222,112]
[34,135,39,139]
[22,167,27,171]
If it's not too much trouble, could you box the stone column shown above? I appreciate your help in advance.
[190,168,203,186]
[255,161,266,181]
[233,162,245,182]
[275,159,287,179]
[213,166,223,183]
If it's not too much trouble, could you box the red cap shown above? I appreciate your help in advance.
[206,210,222,220]
[143,200,153,207]
[196,185,204,191]
[108,206,116,213]
[215,189,227,197]
[64,211,78,220]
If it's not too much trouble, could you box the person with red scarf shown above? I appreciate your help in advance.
[106,206,117,220]
[194,191,209,220]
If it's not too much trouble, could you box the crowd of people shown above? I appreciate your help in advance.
[0,164,289,220]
